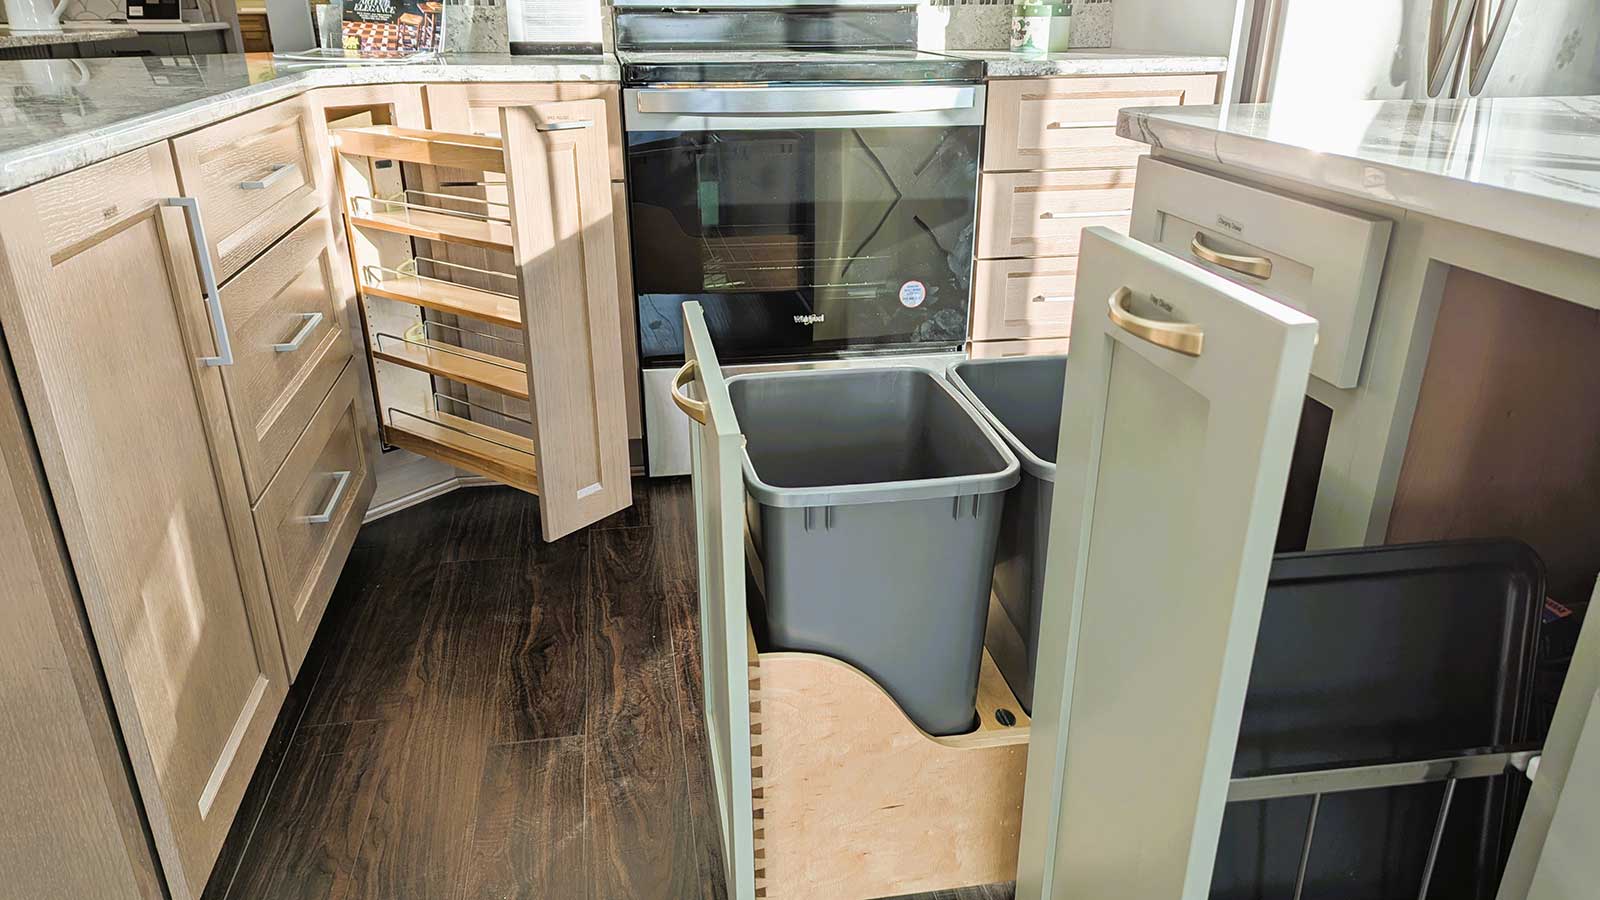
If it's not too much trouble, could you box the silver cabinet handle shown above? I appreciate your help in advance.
[298,470,352,524]
[1031,294,1072,303]
[241,162,296,190]
[537,119,593,132]
[274,312,324,352]
[161,196,233,367]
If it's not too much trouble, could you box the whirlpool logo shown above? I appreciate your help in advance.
[794,314,826,325]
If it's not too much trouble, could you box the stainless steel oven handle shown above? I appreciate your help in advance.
[633,85,977,116]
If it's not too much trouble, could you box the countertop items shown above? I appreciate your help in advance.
[0,52,620,193]
[0,23,136,48]
[1119,95,1600,260]
[948,47,1228,78]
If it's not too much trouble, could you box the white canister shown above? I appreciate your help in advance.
[1011,3,1072,54]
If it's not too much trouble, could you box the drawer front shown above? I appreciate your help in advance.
[254,363,373,678]
[172,95,324,282]
[972,257,1078,341]
[221,210,356,499]
[984,75,1218,172]
[1129,156,1393,388]
[978,169,1136,259]
[969,337,1072,359]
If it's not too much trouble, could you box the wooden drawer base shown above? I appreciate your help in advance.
[750,627,1030,899]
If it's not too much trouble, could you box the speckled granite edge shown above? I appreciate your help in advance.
[0,56,619,194]
[948,49,1229,77]
[0,26,135,48]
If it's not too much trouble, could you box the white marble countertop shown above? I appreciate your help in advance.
[946,48,1228,78]
[0,24,136,48]
[0,52,620,194]
[1119,96,1600,261]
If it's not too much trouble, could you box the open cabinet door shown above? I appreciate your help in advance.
[502,101,632,540]
[1498,584,1600,900]
[678,301,758,900]
[1016,227,1318,900]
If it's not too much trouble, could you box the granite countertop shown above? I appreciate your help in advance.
[946,48,1228,78]
[0,24,136,48]
[0,52,620,193]
[1118,96,1600,261]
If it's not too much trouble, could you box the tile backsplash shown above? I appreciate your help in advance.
[923,0,1113,50]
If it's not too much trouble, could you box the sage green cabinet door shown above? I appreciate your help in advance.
[1017,226,1318,900]
[681,301,758,900]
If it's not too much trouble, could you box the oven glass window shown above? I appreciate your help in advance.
[627,125,980,366]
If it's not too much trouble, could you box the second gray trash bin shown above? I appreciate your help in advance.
[947,354,1067,713]
[728,367,1020,736]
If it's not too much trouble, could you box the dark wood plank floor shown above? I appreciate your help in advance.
[202,479,1014,900]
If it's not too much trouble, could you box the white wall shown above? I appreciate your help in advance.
[1111,0,1242,55]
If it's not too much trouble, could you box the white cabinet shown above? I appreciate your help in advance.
[1017,227,1318,900]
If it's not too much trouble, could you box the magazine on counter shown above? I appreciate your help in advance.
[339,0,445,59]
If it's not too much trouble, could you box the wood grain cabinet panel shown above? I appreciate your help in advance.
[171,94,325,282]
[219,209,356,499]
[977,168,1137,259]
[972,256,1078,341]
[253,363,374,677]
[423,82,626,180]
[984,74,1219,172]
[968,337,1072,359]
[0,145,287,900]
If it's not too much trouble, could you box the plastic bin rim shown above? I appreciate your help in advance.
[946,355,1064,483]
[725,366,1022,509]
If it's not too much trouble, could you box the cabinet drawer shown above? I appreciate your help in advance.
[984,75,1218,172]
[969,337,1071,359]
[1129,157,1393,388]
[978,169,1136,259]
[221,210,355,499]
[423,83,626,181]
[972,257,1077,341]
[172,95,324,282]
[254,363,373,678]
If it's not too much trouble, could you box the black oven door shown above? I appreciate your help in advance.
[625,85,984,367]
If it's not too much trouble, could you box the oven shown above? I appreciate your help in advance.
[625,83,985,472]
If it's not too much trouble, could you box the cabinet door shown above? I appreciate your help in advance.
[0,145,288,900]
[502,101,633,539]
[1016,227,1317,900]
[680,300,759,900]
[423,82,625,180]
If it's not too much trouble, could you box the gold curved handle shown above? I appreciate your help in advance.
[1191,233,1273,280]
[1107,287,1204,358]
[671,359,709,425]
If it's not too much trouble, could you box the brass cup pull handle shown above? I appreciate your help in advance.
[1191,233,1273,280]
[1107,287,1204,358]
[671,359,710,425]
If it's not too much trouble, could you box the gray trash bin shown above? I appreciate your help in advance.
[728,367,1020,736]
[947,354,1067,713]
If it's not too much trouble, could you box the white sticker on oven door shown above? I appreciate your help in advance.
[899,280,927,308]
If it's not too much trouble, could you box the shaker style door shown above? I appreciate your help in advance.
[677,300,758,900]
[1016,227,1318,900]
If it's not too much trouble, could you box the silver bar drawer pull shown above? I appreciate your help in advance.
[240,162,296,191]
[274,312,324,353]
[298,470,352,524]
[1031,294,1072,304]
[161,196,233,367]
[537,120,593,132]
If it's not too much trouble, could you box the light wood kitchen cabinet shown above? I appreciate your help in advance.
[977,168,1138,259]
[0,145,288,900]
[421,82,642,446]
[171,94,326,283]
[0,348,164,898]
[218,209,357,499]
[983,74,1220,172]
[254,363,374,677]
[971,256,1079,341]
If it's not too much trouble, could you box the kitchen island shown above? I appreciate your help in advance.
[1109,95,1600,900]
